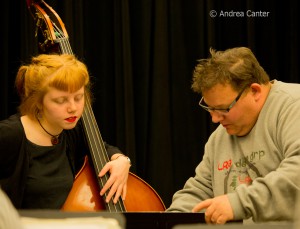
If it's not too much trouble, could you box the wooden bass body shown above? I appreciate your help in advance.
[62,156,166,212]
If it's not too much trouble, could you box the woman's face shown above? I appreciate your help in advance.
[40,86,85,133]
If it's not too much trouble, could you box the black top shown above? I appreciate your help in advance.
[0,113,122,209]
[22,137,73,209]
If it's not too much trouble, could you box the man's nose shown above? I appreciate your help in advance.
[210,111,224,123]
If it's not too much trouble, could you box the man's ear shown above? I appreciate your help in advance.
[249,83,262,101]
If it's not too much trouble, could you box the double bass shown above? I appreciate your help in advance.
[26,0,165,212]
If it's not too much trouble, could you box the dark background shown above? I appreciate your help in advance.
[1,0,299,208]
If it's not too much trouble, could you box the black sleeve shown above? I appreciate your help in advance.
[0,115,24,179]
[104,142,122,159]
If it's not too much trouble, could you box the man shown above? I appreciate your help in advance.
[167,47,300,224]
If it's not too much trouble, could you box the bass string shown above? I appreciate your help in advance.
[82,102,123,212]
[59,40,125,212]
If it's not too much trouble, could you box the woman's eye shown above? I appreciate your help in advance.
[75,95,84,102]
[54,98,66,104]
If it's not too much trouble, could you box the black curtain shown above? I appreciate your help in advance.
[1,0,299,207]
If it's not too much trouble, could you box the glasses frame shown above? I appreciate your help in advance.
[199,86,247,115]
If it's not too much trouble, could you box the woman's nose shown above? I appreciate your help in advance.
[67,101,77,113]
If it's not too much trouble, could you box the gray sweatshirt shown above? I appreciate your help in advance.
[167,80,300,222]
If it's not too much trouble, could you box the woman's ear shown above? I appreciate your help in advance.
[36,110,43,119]
[36,103,43,118]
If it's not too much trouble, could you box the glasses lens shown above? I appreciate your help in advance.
[199,98,229,114]
[216,109,229,115]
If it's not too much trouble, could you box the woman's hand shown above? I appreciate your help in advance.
[98,154,131,203]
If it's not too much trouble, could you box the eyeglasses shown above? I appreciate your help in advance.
[198,87,247,115]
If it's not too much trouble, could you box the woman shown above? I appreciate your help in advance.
[0,54,131,209]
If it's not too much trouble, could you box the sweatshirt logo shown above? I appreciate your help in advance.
[218,150,265,191]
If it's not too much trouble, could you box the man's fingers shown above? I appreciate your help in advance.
[192,199,212,212]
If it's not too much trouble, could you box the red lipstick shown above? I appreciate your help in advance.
[65,116,77,123]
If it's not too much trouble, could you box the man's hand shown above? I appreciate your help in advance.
[192,195,234,224]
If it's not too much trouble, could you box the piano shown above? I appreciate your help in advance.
[19,210,206,229]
